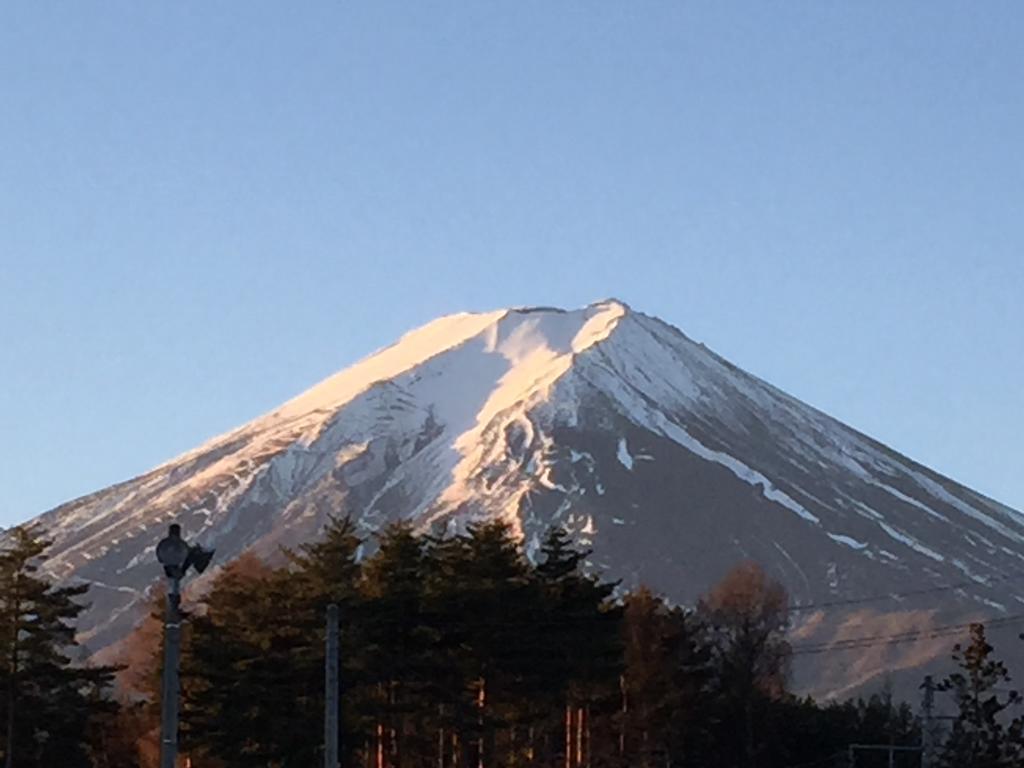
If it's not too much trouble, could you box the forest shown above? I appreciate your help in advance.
[1,518,1023,768]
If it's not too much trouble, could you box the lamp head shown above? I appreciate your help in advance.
[185,544,215,575]
[156,524,190,578]
[156,523,216,579]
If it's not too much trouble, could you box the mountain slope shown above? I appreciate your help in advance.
[27,300,1024,697]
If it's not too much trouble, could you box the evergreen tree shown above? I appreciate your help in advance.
[181,515,365,768]
[360,522,434,768]
[83,688,147,768]
[122,514,960,768]
[287,514,365,768]
[287,514,363,611]
[0,525,118,768]
[428,521,536,768]
[937,623,1024,768]
[419,528,473,768]
[534,526,621,768]
[183,552,330,768]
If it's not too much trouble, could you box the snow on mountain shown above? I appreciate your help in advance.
[23,300,1024,698]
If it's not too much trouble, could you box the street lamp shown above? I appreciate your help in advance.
[156,523,214,768]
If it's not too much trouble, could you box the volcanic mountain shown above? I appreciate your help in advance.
[27,300,1024,698]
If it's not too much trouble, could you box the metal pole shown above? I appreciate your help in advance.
[325,603,340,768]
[888,690,895,768]
[921,676,935,768]
[160,576,182,768]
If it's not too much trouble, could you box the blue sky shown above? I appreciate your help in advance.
[1,2,1021,526]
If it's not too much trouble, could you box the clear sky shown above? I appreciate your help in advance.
[1,3,1021,527]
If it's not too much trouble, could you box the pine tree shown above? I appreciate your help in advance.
[182,552,327,768]
[287,514,363,611]
[535,526,621,768]
[83,687,147,768]
[360,522,433,768]
[114,513,955,768]
[287,514,366,768]
[937,623,1024,768]
[420,528,475,768]
[0,525,118,768]
[431,521,535,768]
[181,515,367,768]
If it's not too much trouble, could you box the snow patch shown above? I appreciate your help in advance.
[616,438,634,470]
[868,479,949,523]
[908,468,1024,544]
[877,522,945,562]
[827,533,868,551]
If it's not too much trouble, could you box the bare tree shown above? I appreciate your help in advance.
[698,562,790,768]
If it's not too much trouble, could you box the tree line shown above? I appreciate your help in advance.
[2,518,1024,767]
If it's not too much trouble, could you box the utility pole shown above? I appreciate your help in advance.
[325,603,340,768]
[921,676,935,768]
[160,577,183,768]
[155,524,214,768]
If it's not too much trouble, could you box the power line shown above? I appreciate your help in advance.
[788,568,1024,614]
[790,613,1024,656]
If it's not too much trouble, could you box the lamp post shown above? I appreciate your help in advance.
[155,524,214,768]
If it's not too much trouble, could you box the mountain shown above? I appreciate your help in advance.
[25,300,1024,698]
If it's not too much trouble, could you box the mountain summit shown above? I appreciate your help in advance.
[28,301,1024,697]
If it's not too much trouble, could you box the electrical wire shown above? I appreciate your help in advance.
[790,613,1024,656]
[787,568,1024,614]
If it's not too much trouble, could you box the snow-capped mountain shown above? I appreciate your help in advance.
[27,300,1024,697]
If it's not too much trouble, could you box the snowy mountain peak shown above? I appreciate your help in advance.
[23,300,1024,698]
[271,300,629,425]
